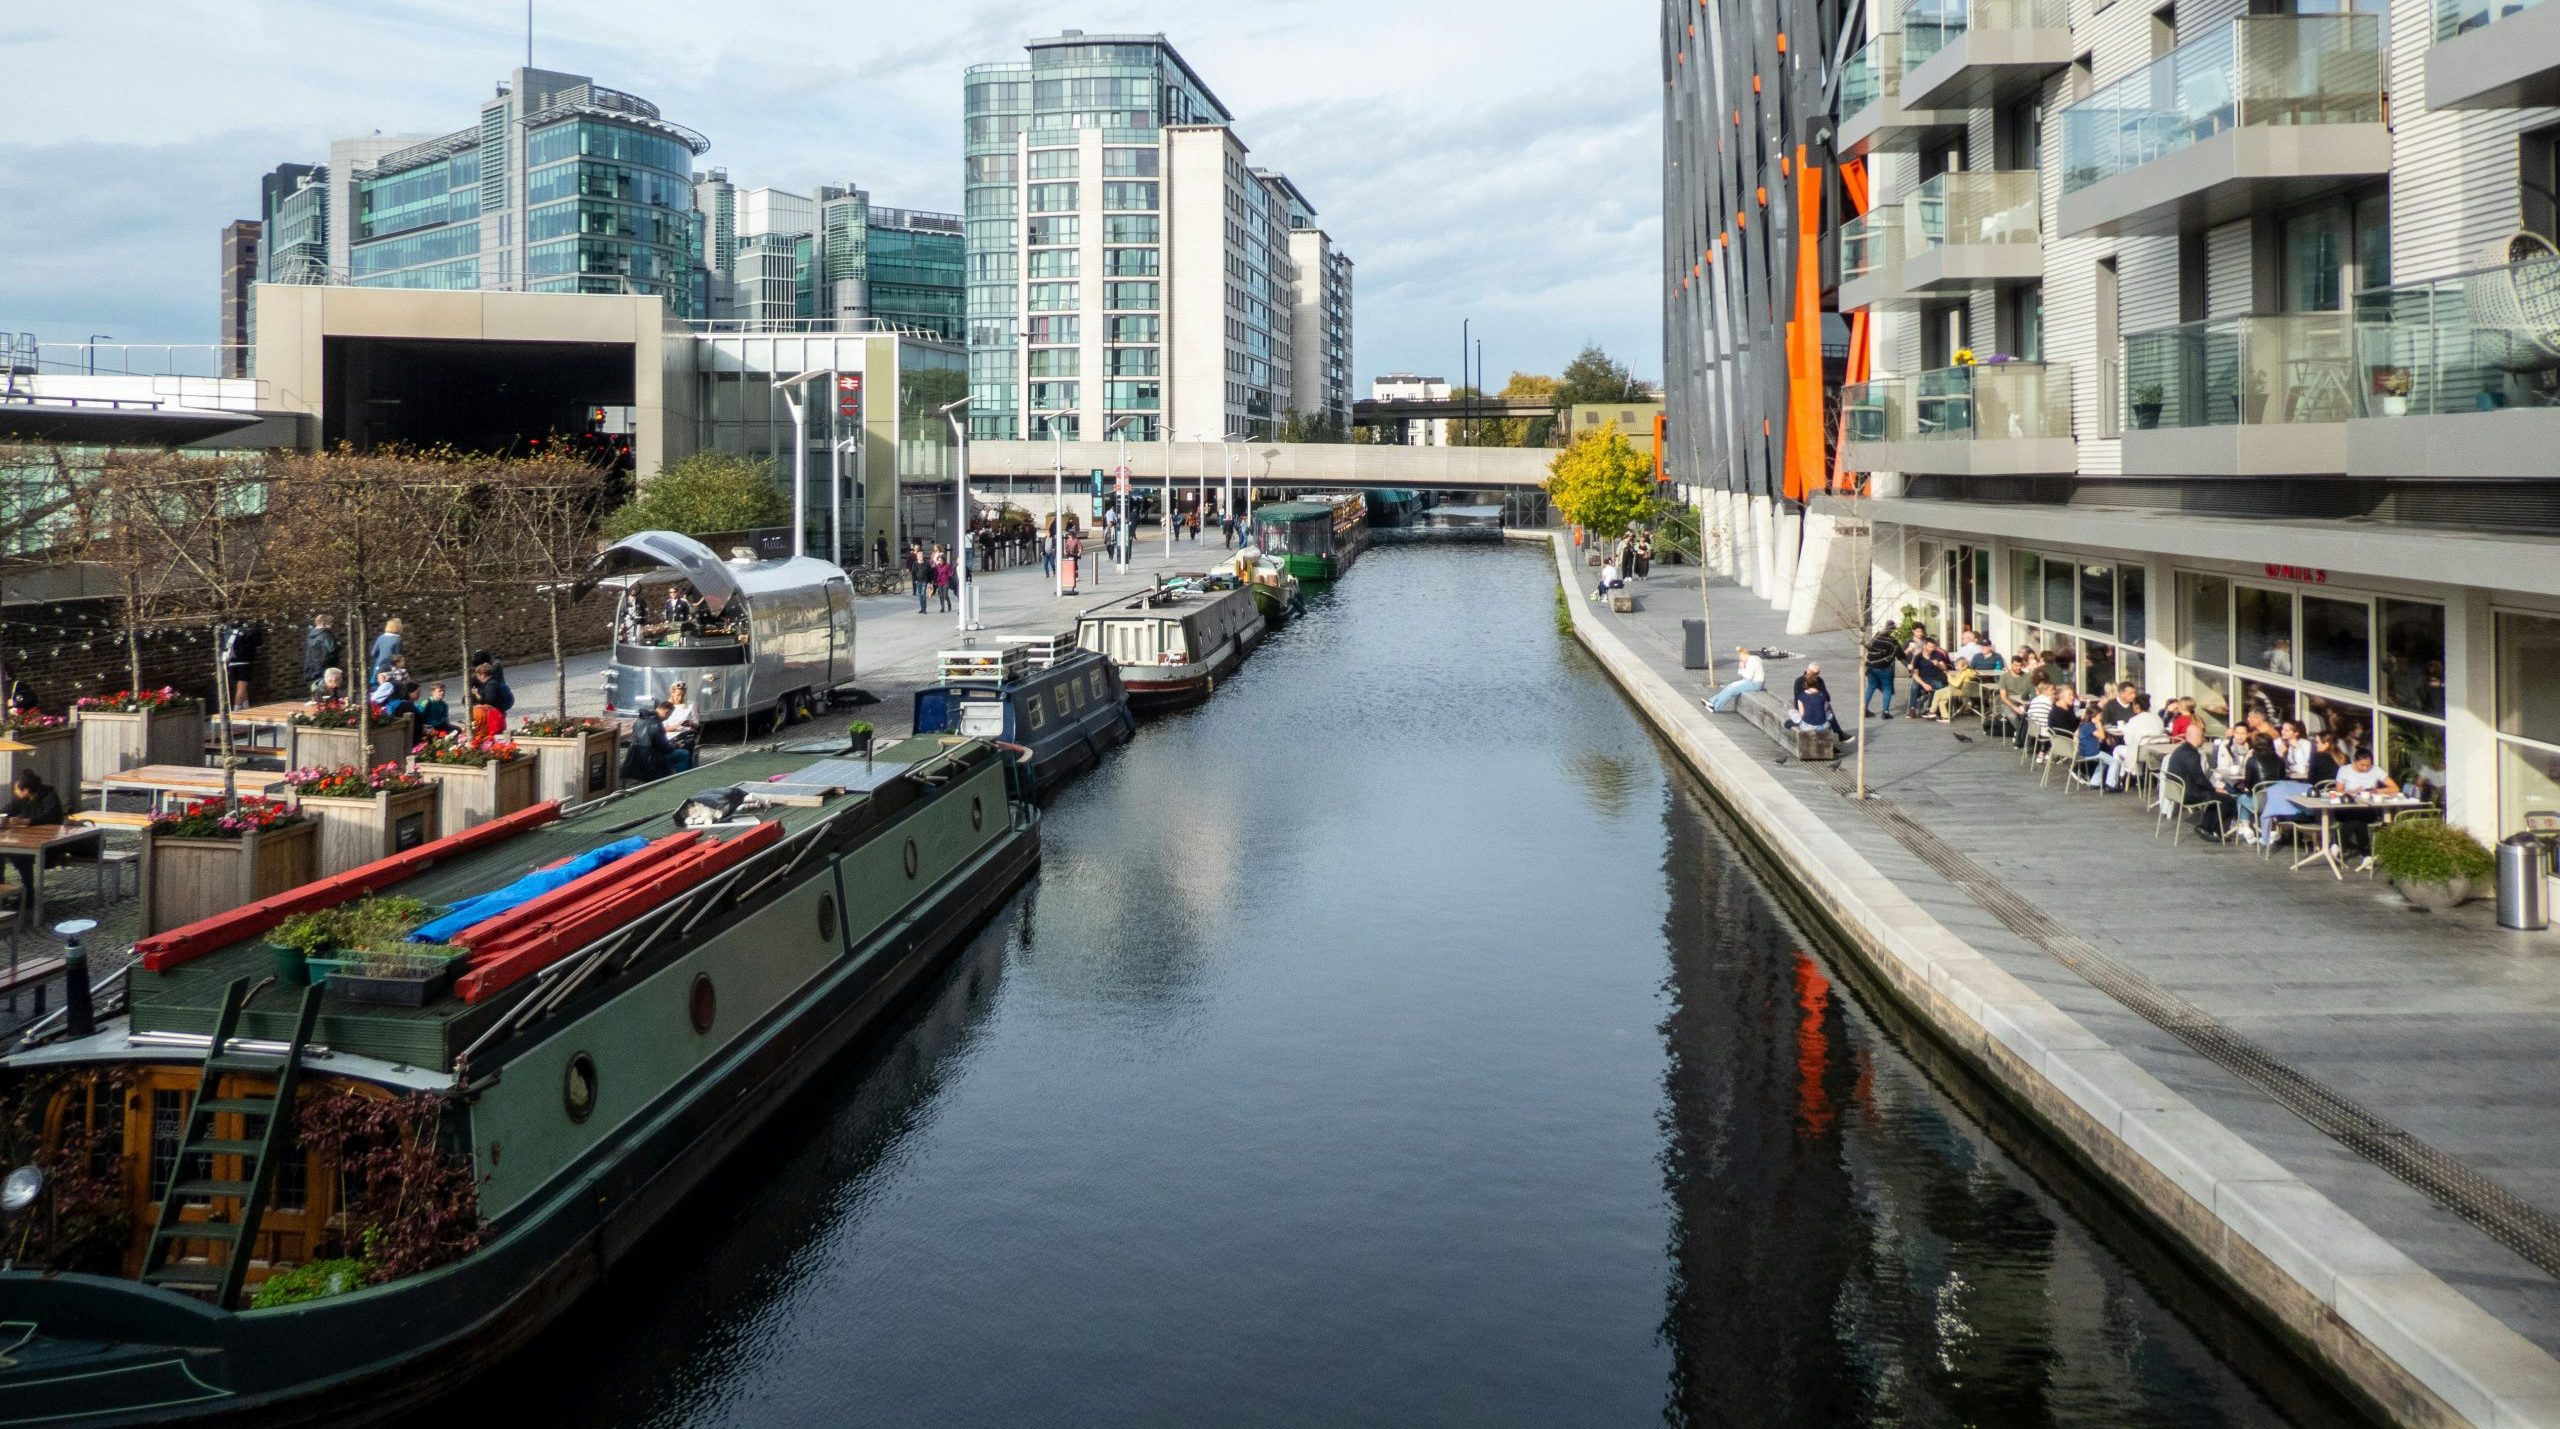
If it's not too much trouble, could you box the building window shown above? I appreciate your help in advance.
[1028,249,1079,278]
[1105,347,1160,376]
[1025,315,1079,344]
[1101,182,1159,211]
[1108,316,1160,343]
[1028,348,1079,377]
[2173,574,2443,792]
[1028,149,1079,178]
[2497,612,2560,836]
[1104,248,1160,276]
[1028,282,1078,312]
[1104,380,1161,411]
[1103,148,1160,177]
[1105,215,1159,244]
[1028,183,1079,213]
[1028,381,1079,409]
[1025,216,1079,246]
[1103,281,1159,311]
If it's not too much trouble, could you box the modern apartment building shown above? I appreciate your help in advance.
[218,221,260,377]
[1371,373,1453,445]
[1267,169,1356,433]
[961,31,1351,443]
[253,69,710,315]
[1666,0,2560,850]
[694,171,965,339]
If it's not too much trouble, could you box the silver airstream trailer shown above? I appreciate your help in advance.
[594,531,857,725]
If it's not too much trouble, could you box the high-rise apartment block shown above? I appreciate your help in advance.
[694,170,965,340]
[1666,0,2560,851]
[961,32,1352,442]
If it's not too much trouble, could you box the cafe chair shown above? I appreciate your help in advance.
[2158,775,2190,843]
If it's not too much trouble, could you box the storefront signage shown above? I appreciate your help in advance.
[2263,564,2328,584]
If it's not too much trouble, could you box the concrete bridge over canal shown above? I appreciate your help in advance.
[962,439,1555,491]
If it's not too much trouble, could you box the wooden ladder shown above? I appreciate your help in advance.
[139,976,324,1307]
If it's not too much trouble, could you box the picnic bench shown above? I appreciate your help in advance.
[1735,689,1839,761]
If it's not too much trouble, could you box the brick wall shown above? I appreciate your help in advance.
[2,588,614,713]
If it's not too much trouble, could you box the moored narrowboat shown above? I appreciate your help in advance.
[1074,577,1266,715]
[1228,548,1302,629]
[911,636,1136,800]
[0,738,1037,1427]
[1250,493,1370,580]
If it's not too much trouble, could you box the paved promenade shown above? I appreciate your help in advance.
[1567,543,2560,1420]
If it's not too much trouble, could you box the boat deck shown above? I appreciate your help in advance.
[123,742,942,1070]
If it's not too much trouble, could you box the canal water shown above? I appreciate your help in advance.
[463,542,2368,1427]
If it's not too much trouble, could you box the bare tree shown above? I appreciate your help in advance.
[496,452,612,719]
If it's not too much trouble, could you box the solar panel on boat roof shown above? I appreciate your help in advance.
[774,757,910,793]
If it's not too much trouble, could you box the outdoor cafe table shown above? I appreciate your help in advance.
[2288,793,2433,880]
[218,701,307,755]
[97,764,291,815]
[0,823,105,928]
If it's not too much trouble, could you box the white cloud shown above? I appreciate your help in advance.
[0,1,1660,382]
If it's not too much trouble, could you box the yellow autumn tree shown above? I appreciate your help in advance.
[1544,424,1656,539]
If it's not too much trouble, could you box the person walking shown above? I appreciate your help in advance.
[302,612,342,691]
[909,542,929,614]
[1063,529,1083,594]
[1862,622,1900,720]
[368,618,405,686]
[874,534,889,568]
[1187,510,1201,543]
[220,618,263,710]
[934,551,955,613]
[1042,528,1058,579]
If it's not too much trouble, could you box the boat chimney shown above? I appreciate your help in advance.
[55,919,98,1038]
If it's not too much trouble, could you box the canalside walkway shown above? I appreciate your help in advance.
[1550,537,2560,1425]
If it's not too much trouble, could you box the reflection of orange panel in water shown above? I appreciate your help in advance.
[1793,952,1835,1139]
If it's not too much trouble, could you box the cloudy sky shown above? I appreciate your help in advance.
[0,1,1660,388]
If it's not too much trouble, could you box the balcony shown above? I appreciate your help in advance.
[2347,253,2560,480]
[1839,33,1965,158]
[1902,172,2042,292]
[1898,0,2074,111]
[2118,314,2355,475]
[1840,363,2076,475]
[2057,16,2389,239]
[1836,207,1906,312]
[2428,0,2560,108]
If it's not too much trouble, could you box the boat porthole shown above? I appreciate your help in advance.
[563,1053,598,1124]
[903,838,919,878]
[689,974,716,1034]
[817,893,838,942]
[971,796,984,830]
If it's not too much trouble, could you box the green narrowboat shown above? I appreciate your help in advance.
[1250,493,1371,580]
[0,737,1036,1427]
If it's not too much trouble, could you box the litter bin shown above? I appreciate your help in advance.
[1682,619,1709,670]
[2499,832,2549,931]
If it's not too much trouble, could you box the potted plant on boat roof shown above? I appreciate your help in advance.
[512,715,621,805]
[140,794,317,936]
[411,729,538,833]
[275,893,440,994]
[848,720,875,758]
[71,684,204,784]
[2372,817,2493,912]
[287,761,442,877]
[313,942,468,1008]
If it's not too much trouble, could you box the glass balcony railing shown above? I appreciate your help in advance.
[1844,35,1887,116]
[2120,313,2357,431]
[1840,208,1906,285]
[2060,15,2385,195]
[2353,254,2560,417]
[2436,0,2550,43]
[1907,361,2072,440]
[1908,171,2040,253]
[1842,378,1911,446]
[1902,0,2069,69]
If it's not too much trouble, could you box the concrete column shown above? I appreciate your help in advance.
[1749,493,1776,598]
[1710,489,1736,574]
[2141,555,2176,706]
[2445,588,2498,845]
[1785,508,1866,636]
[1771,507,1802,614]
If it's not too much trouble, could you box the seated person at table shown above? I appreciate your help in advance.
[2233,734,2291,842]
[2332,751,2402,865]
[2107,694,2168,789]
[2045,686,2083,741]
[2076,710,2117,788]
[622,704,674,783]
[307,666,350,705]
[2099,682,2139,726]
[2307,732,2343,785]
[1906,637,1952,718]
[3,770,63,827]
[2164,726,2238,839]
[1789,665,1850,743]
[1994,662,2035,738]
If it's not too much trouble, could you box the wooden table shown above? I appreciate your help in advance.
[98,764,291,814]
[217,702,308,754]
[2289,795,2432,880]
[0,823,105,928]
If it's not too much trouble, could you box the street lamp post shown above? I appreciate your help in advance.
[772,368,833,560]
[1043,416,1066,598]
[939,395,975,632]
[1106,414,1136,575]
[1222,433,1242,542]
[1163,426,1176,559]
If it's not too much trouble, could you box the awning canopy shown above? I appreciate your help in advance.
[589,531,741,615]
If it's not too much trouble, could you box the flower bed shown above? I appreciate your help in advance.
[289,700,362,729]
[412,733,537,832]
[0,720,77,805]
[514,715,607,738]
[289,708,413,772]
[286,763,429,799]
[513,718,620,804]
[74,694,205,784]
[414,730,521,768]
[141,797,318,936]
[74,686,185,714]
[288,764,443,878]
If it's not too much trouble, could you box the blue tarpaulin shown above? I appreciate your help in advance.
[408,836,654,943]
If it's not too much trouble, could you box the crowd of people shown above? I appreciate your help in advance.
[1590,528,1657,600]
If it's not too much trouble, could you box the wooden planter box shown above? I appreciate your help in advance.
[76,703,206,785]
[287,715,414,774]
[414,755,540,833]
[296,783,441,878]
[518,726,621,806]
[0,725,79,802]
[140,818,319,936]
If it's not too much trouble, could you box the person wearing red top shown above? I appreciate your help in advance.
[470,698,504,743]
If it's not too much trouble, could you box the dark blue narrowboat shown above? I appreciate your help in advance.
[912,640,1136,800]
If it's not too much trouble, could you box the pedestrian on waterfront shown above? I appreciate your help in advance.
[1042,530,1057,579]
[368,618,404,685]
[1703,646,1766,713]
[303,612,342,690]
[1862,623,1899,720]
[220,618,263,710]
[934,552,955,613]
[1187,510,1201,542]
[1632,536,1652,580]
[1062,530,1083,593]
[875,534,890,568]
[910,543,930,614]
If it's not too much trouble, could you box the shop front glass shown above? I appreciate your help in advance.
[2496,612,2560,837]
